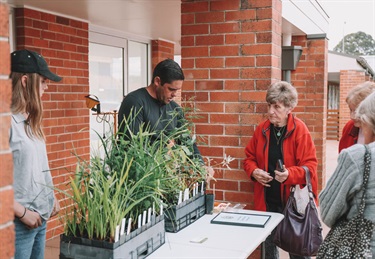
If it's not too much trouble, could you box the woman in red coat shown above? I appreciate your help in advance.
[339,81,375,153]
[243,81,318,259]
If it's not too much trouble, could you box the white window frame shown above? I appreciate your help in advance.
[89,25,152,96]
[88,25,151,157]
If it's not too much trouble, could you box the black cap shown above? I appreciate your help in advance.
[11,49,62,82]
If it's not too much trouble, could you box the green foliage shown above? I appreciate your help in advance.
[117,106,207,205]
[58,105,207,242]
[334,31,375,55]
[58,154,158,242]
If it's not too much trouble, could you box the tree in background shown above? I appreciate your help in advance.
[334,31,375,55]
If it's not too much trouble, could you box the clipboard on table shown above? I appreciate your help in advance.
[210,212,271,228]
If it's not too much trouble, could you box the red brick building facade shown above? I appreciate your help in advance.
[0,3,14,258]
[0,1,334,258]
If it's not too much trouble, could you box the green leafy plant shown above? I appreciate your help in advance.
[204,154,236,193]
[117,106,208,206]
[58,103,209,242]
[58,142,162,242]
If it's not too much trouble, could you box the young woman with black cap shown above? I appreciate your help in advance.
[10,49,62,259]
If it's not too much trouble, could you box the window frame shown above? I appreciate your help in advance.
[89,25,151,96]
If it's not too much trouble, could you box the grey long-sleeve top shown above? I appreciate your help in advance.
[10,113,55,220]
[319,142,375,256]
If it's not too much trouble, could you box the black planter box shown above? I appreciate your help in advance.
[164,193,206,233]
[59,215,165,259]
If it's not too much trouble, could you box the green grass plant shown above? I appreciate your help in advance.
[59,104,207,243]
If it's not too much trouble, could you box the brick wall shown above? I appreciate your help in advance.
[181,0,282,214]
[290,35,328,191]
[0,3,15,258]
[338,70,366,140]
[180,2,282,256]
[14,7,90,240]
[151,39,182,102]
[151,39,174,69]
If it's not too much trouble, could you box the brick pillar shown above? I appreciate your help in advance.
[0,3,15,259]
[14,8,90,240]
[151,39,175,69]
[338,70,366,139]
[290,35,328,191]
[181,0,282,210]
[151,39,180,101]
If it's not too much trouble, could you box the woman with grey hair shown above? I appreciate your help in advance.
[339,81,375,153]
[244,81,318,259]
[320,91,375,256]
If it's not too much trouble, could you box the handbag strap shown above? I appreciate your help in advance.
[358,145,371,216]
[301,165,314,200]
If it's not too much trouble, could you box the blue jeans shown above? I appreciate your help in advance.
[14,218,47,259]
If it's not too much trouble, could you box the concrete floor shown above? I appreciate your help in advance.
[45,140,339,259]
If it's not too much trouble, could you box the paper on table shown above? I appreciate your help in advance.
[211,212,271,228]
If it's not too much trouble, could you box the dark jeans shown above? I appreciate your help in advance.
[264,234,311,259]
[264,202,310,259]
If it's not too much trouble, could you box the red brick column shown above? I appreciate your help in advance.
[181,0,282,209]
[0,3,15,258]
[151,39,180,101]
[14,8,90,240]
[339,70,366,139]
[290,35,328,190]
[151,39,175,69]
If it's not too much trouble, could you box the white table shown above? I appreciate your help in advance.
[149,209,284,259]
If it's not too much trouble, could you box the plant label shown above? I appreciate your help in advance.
[120,218,126,236]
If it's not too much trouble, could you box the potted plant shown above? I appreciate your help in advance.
[58,125,168,259]
[57,105,211,257]
[203,154,235,214]
[162,144,207,232]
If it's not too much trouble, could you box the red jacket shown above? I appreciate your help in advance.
[243,114,318,211]
[338,120,359,153]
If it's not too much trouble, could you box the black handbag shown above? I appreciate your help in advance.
[316,145,374,259]
[273,166,323,256]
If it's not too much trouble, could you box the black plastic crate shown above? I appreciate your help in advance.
[60,215,165,259]
[164,193,206,233]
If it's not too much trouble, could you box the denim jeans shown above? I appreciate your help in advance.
[14,218,47,259]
